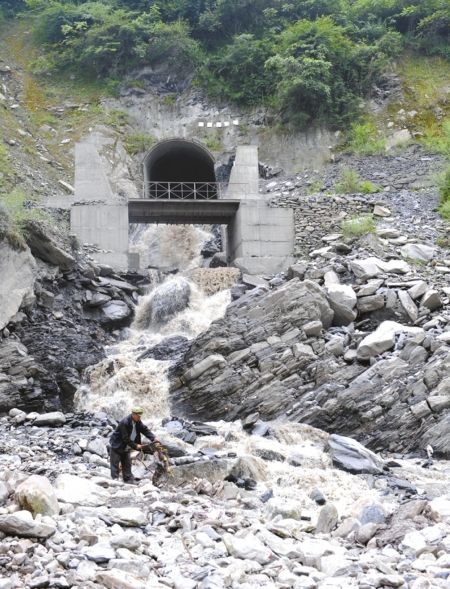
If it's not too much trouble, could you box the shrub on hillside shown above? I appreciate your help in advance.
[335,168,380,194]
[341,214,376,238]
[439,165,450,219]
[346,121,386,155]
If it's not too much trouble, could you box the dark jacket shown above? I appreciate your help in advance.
[110,415,155,452]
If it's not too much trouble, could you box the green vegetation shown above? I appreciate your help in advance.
[335,168,381,194]
[341,214,376,238]
[0,189,51,249]
[203,131,222,152]
[124,132,156,155]
[423,119,450,157]
[1,0,447,128]
[0,145,12,189]
[438,166,450,220]
[345,121,386,155]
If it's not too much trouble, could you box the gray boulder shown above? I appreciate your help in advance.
[0,240,36,330]
[24,220,75,270]
[328,434,386,474]
[101,301,132,324]
[357,321,423,360]
[32,412,66,427]
[135,277,191,328]
[400,243,436,263]
[325,284,357,326]
[0,510,56,538]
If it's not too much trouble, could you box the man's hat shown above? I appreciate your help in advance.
[131,406,144,415]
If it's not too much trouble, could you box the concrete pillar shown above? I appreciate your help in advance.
[227,201,295,274]
[227,146,259,199]
[71,136,131,270]
[74,137,114,202]
[71,203,129,270]
[226,145,295,274]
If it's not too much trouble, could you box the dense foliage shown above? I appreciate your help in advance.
[2,0,449,127]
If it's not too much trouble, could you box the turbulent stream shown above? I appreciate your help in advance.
[75,224,231,424]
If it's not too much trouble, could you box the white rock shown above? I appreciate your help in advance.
[33,412,66,426]
[0,242,36,331]
[408,281,428,300]
[401,530,427,553]
[0,510,56,538]
[350,257,410,280]
[320,554,353,576]
[222,532,274,564]
[357,321,423,360]
[54,474,109,506]
[96,570,147,589]
[110,532,142,550]
[15,475,60,517]
[0,482,9,506]
[87,438,108,457]
[400,243,436,262]
[109,507,147,527]
[421,289,442,311]
[373,205,391,217]
[429,497,450,521]
[298,537,343,568]
[83,542,116,563]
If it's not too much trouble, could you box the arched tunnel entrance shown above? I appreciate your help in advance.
[143,139,217,199]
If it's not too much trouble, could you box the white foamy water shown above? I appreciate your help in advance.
[75,225,233,427]
[129,224,211,271]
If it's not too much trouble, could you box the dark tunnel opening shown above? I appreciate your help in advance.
[143,139,217,199]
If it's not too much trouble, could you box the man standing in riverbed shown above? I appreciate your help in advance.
[109,407,157,484]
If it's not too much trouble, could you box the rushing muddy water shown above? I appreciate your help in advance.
[75,225,232,423]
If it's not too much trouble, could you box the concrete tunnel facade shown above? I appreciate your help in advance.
[143,139,217,198]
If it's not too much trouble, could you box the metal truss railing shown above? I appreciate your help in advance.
[143,182,241,200]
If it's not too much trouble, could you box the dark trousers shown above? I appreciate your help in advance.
[110,448,133,481]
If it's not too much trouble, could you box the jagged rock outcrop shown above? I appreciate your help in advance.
[0,232,144,412]
[171,268,450,455]
[0,240,36,330]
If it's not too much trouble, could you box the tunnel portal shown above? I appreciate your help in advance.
[143,139,217,199]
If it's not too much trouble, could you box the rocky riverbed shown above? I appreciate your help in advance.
[2,409,450,589]
[1,118,450,588]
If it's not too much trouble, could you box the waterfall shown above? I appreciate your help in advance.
[75,225,234,426]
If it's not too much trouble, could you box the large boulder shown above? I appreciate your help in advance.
[350,257,410,281]
[54,474,109,506]
[328,434,386,474]
[400,243,436,263]
[15,475,60,517]
[0,510,56,538]
[32,412,66,427]
[135,277,191,328]
[325,284,357,326]
[357,321,423,360]
[101,301,132,325]
[23,220,75,270]
[0,240,36,330]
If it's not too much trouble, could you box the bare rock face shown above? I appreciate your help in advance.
[24,221,75,271]
[171,279,334,420]
[0,240,36,330]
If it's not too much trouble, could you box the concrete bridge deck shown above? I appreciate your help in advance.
[128,199,240,225]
